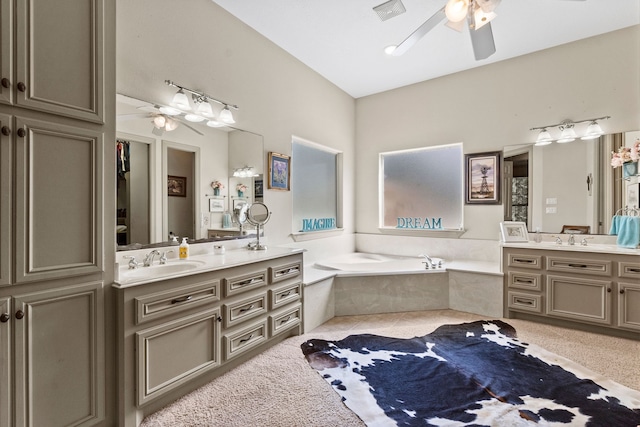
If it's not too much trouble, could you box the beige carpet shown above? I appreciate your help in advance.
[140,310,640,427]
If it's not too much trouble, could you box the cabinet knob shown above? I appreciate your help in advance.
[16,128,26,138]
[15,310,24,320]
[620,289,625,294]
[1,126,9,136]
[607,288,612,293]
[0,313,9,323]
[0,78,9,89]
[17,82,26,92]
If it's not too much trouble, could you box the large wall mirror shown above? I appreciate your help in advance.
[116,94,264,250]
[504,130,639,235]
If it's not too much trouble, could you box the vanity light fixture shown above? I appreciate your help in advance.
[233,166,259,178]
[530,116,610,146]
[166,79,239,124]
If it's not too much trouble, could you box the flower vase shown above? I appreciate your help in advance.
[623,162,638,179]
[237,191,244,198]
[214,188,220,196]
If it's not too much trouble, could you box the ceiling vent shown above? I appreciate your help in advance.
[373,0,406,21]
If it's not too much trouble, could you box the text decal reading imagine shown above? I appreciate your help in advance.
[397,217,443,229]
[302,218,336,232]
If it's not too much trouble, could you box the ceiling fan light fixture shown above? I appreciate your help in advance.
[445,0,469,23]
[153,115,166,128]
[476,0,501,13]
[445,19,465,32]
[171,89,191,110]
[164,117,179,132]
[473,9,496,30]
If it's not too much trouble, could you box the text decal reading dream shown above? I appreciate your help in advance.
[397,217,443,229]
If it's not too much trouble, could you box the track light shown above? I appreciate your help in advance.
[165,80,239,125]
[530,116,610,146]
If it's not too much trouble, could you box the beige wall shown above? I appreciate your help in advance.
[356,26,640,240]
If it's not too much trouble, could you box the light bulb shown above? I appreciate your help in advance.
[153,115,166,128]
[164,118,179,131]
[445,0,469,23]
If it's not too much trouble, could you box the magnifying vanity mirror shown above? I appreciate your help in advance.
[246,202,271,251]
[504,130,639,235]
[116,93,264,250]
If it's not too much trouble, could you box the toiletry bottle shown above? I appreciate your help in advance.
[179,238,189,259]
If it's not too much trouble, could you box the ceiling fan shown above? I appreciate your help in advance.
[389,0,585,60]
[117,104,205,136]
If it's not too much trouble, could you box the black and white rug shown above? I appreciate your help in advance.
[301,320,640,426]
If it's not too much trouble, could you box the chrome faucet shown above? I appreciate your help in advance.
[123,255,139,269]
[159,250,173,265]
[567,234,575,246]
[419,254,437,269]
[143,250,161,267]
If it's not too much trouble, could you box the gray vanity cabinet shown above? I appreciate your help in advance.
[504,247,640,336]
[116,252,304,427]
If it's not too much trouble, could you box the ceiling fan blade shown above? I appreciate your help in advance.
[175,119,205,136]
[469,20,496,60]
[392,7,446,56]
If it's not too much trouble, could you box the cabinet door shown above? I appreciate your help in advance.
[13,282,104,426]
[15,0,104,122]
[0,297,10,427]
[0,0,13,105]
[0,114,10,287]
[618,281,640,332]
[546,275,612,325]
[14,116,103,283]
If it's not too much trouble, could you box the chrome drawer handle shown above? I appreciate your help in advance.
[239,333,254,344]
[515,278,534,284]
[281,290,292,297]
[279,315,292,325]
[237,278,259,287]
[171,295,192,304]
[514,258,534,264]
[568,263,588,269]
[238,304,255,313]
[514,298,533,306]
[275,267,300,277]
[627,267,640,273]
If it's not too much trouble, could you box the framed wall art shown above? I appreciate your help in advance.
[465,151,502,204]
[209,198,224,212]
[268,152,290,191]
[167,175,186,197]
[500,221,529,243]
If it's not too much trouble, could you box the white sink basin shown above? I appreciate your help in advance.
[121,260,206,281]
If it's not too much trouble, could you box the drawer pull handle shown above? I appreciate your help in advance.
[0,313,9,323]
[275,267,300,277]
[568,263,588,269]
[238,304,255,313]
[171,295,192,304]
[237,277,260,287]
[627,268,640,273]
[514,298,533,306]
[281,290,292,297]
[515,279,534,284]
[239,333,254,344]
[279,315,292,325]
[514,258,534,264]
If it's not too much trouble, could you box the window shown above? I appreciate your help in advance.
[380,143,463,232]
[291,136,342,236]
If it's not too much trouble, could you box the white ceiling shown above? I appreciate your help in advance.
[211,0,639,98]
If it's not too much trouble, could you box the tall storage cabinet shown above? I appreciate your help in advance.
[0,0,113,425]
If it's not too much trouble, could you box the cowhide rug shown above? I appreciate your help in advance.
[301,320,640,426]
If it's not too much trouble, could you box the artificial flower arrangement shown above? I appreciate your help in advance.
[211,180,224,190]
[236,183,248,192]
[610,139,640,168]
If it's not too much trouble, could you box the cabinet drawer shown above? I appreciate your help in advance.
[507,271,542,291]
[136,308,221,405]
[618,261,640,279]
[269,282,302,310]
[546,256,611,277]
[507,291,542,313]
[546,275,612,325]
[223,293,267,329]
[269,261,302,284]
[507,253,542,270]
[269,304,302,337]
[223,320,267,361]
[223,269,268,297]
[135,280,220,325]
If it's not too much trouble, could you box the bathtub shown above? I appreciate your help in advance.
[314,252,444,276]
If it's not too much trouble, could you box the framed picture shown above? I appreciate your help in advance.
[268,152,291,191]
[233,198,248,210]
[465,151,501,204]
[209,198,224,212]
[254,178,264,198]
[500,221,529,242]
[167,175,186,197]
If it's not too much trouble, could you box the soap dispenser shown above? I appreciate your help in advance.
[179,238,189,259]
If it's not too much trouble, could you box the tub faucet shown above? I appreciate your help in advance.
[419,254,436,269]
